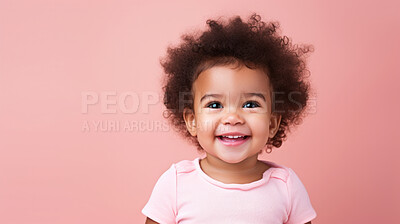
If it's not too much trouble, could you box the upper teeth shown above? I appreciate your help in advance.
[222,135,244,138]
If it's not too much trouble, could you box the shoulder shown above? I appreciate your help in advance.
[156,163,177,180]
[153,158,198,184]
[271,162,307,190]
[262,161,316,223]
[260,160,296,183]
[261,160,310,192]
[174,158,198,175]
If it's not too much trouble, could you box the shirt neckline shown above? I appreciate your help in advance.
[193,157,278,190]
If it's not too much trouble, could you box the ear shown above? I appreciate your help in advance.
[183,107,197,137]
[269,113,282,138]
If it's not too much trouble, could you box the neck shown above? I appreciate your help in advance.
[202,153,260,176]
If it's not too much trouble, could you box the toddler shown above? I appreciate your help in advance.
[142,13,317,224]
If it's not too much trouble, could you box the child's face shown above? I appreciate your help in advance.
[183,64,281,164]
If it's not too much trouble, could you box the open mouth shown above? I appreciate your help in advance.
[217,135,249,141]
[216,135,251,146]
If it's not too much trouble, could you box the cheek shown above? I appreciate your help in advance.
[195,116,217,149]
[196,114,218,135]
[248,116,270,136]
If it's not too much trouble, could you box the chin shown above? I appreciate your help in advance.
[216,153,249,164]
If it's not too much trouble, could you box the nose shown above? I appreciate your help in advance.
[221,111,245,125]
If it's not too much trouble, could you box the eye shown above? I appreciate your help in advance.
[243,101,260,108]
[206,101,222,109]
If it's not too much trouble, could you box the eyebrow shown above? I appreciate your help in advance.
[200,92,266,103]
[200,94,223,103]
[243,93,266,102]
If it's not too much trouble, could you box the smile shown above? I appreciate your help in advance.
[216,135,250,146]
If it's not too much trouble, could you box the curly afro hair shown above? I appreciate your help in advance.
[161,13,314,154]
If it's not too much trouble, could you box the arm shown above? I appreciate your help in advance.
[142,164,177,224]
[145,217,159,224]
[286,168,317,224]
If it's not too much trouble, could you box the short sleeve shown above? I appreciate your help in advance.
[142,164,177,224]
[285,168,317,224]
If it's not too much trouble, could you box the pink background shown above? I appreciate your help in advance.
[1,0,399,223]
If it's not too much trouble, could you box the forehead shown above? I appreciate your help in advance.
[192,65,272,98]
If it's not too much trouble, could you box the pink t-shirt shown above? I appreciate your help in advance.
[142,157,317,224]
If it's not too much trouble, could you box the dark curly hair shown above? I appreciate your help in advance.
[160,13,314,154]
